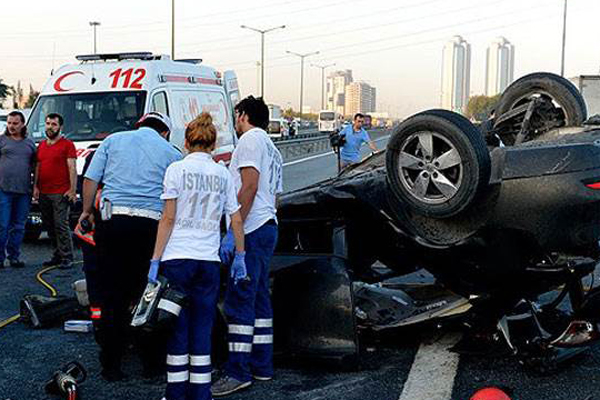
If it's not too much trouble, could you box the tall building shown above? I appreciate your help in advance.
[485,37,515,96]
[345,81,377,117]
[441,35,471,114]
[326,70,353,115]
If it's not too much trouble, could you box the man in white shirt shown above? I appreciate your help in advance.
[212,96,283,397]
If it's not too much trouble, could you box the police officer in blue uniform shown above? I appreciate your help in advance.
[79,112,181,381]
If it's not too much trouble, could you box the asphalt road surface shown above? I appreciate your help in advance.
[3,134,600,400]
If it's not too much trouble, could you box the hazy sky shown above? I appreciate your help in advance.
[1,0,599,117]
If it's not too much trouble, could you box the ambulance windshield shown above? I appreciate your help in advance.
[27,91,147,142]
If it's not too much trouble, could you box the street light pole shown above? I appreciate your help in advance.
[287,50,319,118]
[560,0,568,76]
[241,25,286,98]
[171,0,175,59]
[256,61,261,93]
[89,22,101,54]
[311,63,336,110]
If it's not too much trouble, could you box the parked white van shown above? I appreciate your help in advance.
[267,118,289,139]
[26,52,241,173]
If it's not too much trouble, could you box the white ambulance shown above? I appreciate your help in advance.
[24,52,241,240]
[26,52,241,173]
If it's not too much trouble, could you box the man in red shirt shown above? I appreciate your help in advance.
[34,113,77,269]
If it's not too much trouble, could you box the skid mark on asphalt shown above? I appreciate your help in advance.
[398,332,461,400]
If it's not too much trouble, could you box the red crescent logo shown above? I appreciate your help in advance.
[54,71,84,92]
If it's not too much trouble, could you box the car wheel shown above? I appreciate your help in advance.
[494,72,587,145]
[386,109,491,218]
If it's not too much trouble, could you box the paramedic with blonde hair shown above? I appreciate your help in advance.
[150,113,246,400]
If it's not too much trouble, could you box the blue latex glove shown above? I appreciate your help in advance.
[231,251,247,285]
[219,229,236,265]
[148,259,160,283]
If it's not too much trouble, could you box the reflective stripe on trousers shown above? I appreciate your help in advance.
[162,259,220,400]
[224,222,277,382]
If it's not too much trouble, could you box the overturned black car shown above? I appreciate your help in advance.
[268,72,600,372]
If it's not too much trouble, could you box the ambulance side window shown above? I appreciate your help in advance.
[151,92,169,116]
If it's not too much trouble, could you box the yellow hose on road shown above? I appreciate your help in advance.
[36,265,60,297]
[0,263,69,329]
[0,314,20,329]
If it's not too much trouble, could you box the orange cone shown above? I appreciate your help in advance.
[470,387,511,400]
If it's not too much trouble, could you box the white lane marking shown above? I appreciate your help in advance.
[283,149,335,166]
[398,332,461,400]
[283,135,390,167]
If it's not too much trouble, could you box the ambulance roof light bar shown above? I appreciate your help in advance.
[174,59,203,65]
[76,52,156,62]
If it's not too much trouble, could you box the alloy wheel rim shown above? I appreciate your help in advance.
[397,131,463,204]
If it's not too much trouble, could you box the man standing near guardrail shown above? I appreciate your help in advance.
[0,111,36,269]
[339,113,378,169]
[212,96,283,397]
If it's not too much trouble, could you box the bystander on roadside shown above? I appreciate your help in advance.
[33,113,76,269]
[339,113,378,169]
[0,111,36,268]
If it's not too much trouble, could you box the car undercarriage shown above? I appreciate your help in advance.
[266,72,600,373]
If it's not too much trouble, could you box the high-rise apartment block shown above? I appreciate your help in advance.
[485,37,515,96]
[345,81,377,116]
[327,70,353,115]
[441,35,471,114]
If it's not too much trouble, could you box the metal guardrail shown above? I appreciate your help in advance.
[271,128,322,142]
[275,134,332,162]
[273,128,390,162]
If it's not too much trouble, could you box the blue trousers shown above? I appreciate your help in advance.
[0,189,30,263]
[162,259,220,400]
[224,221,278,382]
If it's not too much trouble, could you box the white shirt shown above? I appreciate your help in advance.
[161,152,240,262]
[229,127,283,234]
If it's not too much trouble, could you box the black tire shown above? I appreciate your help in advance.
[386,109,491,218]
[494,72,587,143]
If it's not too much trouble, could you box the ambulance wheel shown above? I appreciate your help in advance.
[386,109,491,218]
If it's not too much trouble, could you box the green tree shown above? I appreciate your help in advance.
[466,94,500,121]
[282,108,318,121]
[25,90,40,108]
[282,107,298,119]
[0,79,11,108]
